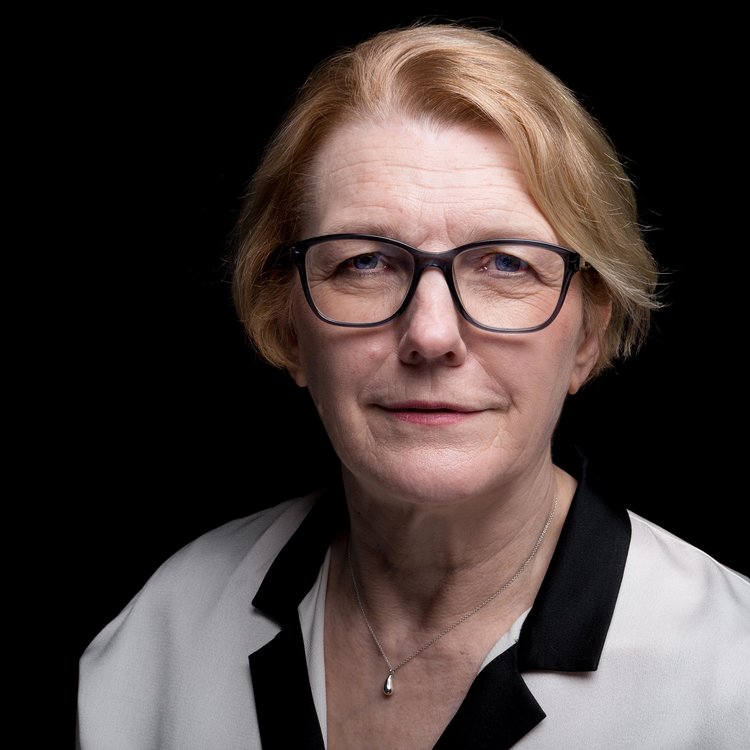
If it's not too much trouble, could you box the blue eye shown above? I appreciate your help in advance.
[494,253,527,272]
[351,254,381,270]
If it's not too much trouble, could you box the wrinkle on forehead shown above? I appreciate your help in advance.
[305,115,558,248]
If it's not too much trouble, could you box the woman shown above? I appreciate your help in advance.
[77,23,749,749]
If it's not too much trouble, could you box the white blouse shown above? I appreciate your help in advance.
[77,470,750,749]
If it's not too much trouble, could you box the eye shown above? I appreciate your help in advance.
[492,253,528,273]
[350,253,382,270]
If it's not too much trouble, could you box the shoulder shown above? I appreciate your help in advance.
[77,493,322,748]
[611,511,749,695]
[146,493,320,603]
[86,493,320,644]
[590,512,749,744]
[624,510,749,605]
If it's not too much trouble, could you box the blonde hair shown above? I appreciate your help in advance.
[232,22,660,376]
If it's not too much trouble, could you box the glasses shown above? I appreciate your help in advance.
[281,233,585,333]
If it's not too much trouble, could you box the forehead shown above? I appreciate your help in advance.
[305,116,557,246]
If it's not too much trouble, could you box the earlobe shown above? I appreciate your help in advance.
[568,301,612,395]
[286,340,308,388]
[567,338,598,395]
[289,362,308,388]
[284,294,308,387]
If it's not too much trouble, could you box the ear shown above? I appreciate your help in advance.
[286,338,308,388]
[568,301,612,395]
[283,291,309,387]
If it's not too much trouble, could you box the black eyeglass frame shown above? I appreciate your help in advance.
[281,233,585,334]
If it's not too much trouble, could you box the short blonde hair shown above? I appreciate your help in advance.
[232,22,660,376]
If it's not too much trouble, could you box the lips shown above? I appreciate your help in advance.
[383,401,477,413]
[379,401,481,425]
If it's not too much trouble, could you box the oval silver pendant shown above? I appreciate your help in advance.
[383,671,394,696]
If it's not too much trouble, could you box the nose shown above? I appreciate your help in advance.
[397,268,468,366]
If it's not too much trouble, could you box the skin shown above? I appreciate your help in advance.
[286,115,608,748]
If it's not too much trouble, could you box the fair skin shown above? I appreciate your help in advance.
[287,115,607,749]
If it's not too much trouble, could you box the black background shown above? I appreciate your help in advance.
[58,7,746,744]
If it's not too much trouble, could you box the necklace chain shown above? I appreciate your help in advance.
[347,495,558,696]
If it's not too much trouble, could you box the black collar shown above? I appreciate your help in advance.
[249,452,631,749]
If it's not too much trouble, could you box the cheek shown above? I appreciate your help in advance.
[301,335,391,442]
[501,350,570,415]
[308,337,388,391]
[292,295,391,405]
[492,318,583,410]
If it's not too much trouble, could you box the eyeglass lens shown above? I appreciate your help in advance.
[304,237,567,330]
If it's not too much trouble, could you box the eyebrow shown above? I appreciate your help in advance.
[462,226,556,244]
[316,223,557,246]
[317,222,401,238]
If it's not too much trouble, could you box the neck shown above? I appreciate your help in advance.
[339,462,574,631]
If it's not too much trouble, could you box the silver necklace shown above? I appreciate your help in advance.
[347,495,558,697]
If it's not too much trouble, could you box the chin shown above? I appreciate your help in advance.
[338,435,538,506]
[350,460,506,510]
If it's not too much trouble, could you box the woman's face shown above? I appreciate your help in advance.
[288,116,602,507]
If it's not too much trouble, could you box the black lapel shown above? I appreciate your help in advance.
[434,643,545,750]
[517,452,631,671]
[249,618,326,750]
[249,481,347,749]
[434,449,631,747]
[248,452,631,749]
